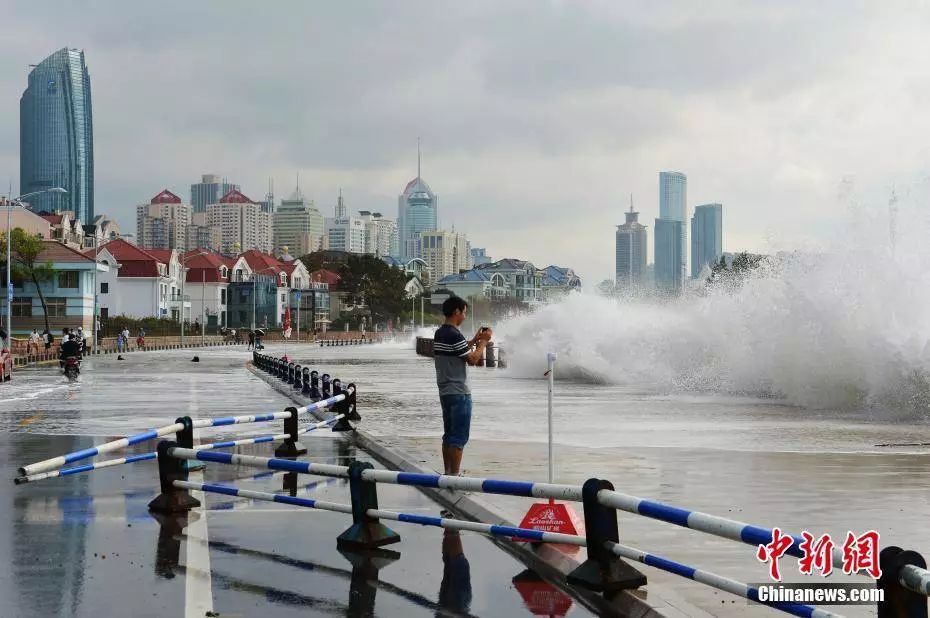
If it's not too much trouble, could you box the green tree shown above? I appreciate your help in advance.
[0,228,56,333]
[299,251,409,325]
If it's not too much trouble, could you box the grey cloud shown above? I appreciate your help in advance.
[0,1,926,283]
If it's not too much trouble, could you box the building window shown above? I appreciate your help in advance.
[45,297,67,317]
[11,297,32,317]
[221,289,227,304]
[58,271,79,288]
[100,282,109,294]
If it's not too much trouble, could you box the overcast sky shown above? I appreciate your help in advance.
[2,1,930,283]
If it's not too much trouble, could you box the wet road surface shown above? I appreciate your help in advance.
[0,348,590,618]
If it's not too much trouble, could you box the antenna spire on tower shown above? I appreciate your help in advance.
[417,137,421,179]
[296,171,299,193]
[630,193,634,213]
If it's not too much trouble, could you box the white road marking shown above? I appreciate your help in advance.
[183,469,214,618]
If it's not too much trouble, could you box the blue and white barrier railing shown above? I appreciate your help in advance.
[156,446,927,616]
[15,357,354,478]
[171,476,839,618]
[14,414,345,484]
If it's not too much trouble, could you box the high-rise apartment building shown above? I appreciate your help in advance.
[20,48,94,222]
[655,218,683,293]
[659,171,688,279]
[419,230,470,281]
[206,189,272,254]
[397,147,437,260]
[691,203,723,278]
[358,211,398,257]
[136,190,192,250]
[272,187,324,256]
[191,174,240,213]
[615,201,648,289]
[188,212,220,252]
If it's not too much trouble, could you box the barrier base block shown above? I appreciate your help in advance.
[274,440,308,458]
[336,521,401,550]
[566,557,646,593]
[148,490,201,514]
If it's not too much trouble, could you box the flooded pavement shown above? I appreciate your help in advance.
[0,348,591,618]
[270,341,930,618]
[4,341,928,616]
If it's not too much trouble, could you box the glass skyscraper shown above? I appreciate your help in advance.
[397,145,437,260]
[659,171,687,280]
[654,218,683,293]
[691,203,723,278]
[191,174,240,213]
[20,48,94,221]
[616,204,648,289]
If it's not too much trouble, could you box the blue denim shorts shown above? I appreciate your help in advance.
[440,394,472,449]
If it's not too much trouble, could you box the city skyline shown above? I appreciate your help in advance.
[3,4,930,284]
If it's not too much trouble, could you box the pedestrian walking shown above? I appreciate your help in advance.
[121,327,130,350]
[433,296,492,477]
[28,329,41,355]
[248,330,255,350]
[42,328,52,352]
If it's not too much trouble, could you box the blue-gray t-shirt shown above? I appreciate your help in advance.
[434,324,470,396]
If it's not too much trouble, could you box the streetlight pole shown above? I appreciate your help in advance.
[201,268,205,347]
[5,188,66,345]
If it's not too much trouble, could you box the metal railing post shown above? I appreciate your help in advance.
[148,441,200,514]
[878,546,928,618]
[301,367,311,395]
[274,406,307,457]
[174,416,204,471]
[567,478,646,592]
[331,380,355,432]
[336,461,400,550]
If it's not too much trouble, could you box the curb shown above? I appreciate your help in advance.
[248,361,703,618]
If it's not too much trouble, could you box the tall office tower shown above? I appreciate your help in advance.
[397,142,437,260]
[191,174,240,214]
[206,189,272,254]
[659,171,687,279]
[655,218,683,294]
[272,186,324,256]
[20,48,94,221]
[691,203,723,278]
[136,190,192,250]
[615,197,648,289]
[324,193,366,253]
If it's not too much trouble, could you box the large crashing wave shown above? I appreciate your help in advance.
[498,244,930,415]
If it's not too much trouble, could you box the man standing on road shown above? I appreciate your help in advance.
[434,296,492,476]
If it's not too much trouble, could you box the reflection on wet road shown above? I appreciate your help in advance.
[0,347,587,618]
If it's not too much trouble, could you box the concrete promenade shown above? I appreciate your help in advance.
[0,346,586,618]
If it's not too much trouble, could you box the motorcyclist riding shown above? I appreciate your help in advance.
[59,335,82,370]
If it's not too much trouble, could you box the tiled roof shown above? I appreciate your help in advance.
[40,214,64,225]
[311,269,341,288]
[219,189,254,204]
[240,249,284,275]
[151,189,182,204]
[97,238,164,277]
[37,241,95,264]
[146,249,176,264]
[437,270,490,284]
